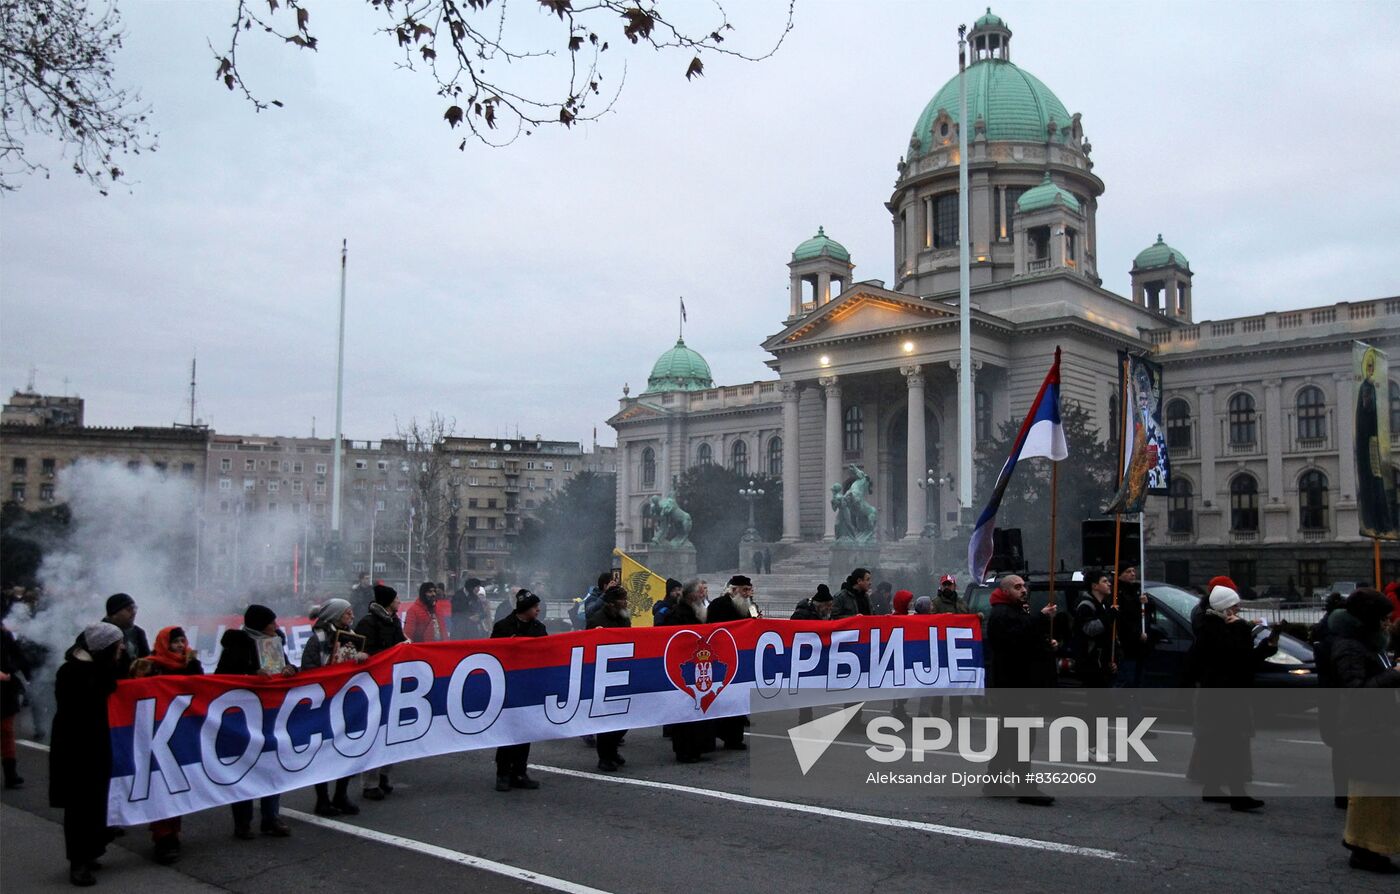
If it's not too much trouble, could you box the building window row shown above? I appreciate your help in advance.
[1168,469,1332,535]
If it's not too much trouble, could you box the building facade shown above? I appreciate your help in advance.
[610,9,1399,588]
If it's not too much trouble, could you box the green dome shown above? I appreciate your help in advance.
[974,7,1006,28]
[792,226,850,263]
[1133,234,1189,270]
[1015,172,1081,213]
[646,337,714,393]
[910,59,1071,153]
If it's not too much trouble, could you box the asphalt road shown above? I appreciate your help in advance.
[0,710,1390,894]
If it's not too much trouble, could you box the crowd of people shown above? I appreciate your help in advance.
[0,565,1397,885]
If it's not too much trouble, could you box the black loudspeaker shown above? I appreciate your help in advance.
[990,528,1025,572]
[1081,519,1141,569]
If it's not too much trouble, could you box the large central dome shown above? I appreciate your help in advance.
[907,10,1071,156]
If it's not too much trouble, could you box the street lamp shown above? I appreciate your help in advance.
[914,468,953,539]
[739,479,766,543]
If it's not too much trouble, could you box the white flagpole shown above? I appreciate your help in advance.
[331,240,347,535]
[957,25,974,514]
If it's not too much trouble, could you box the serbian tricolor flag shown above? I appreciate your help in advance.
[968,347,1069,581]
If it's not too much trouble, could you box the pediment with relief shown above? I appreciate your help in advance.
[765,289,958,349]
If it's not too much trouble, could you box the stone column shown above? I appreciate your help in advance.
[818,272,832,306]
[615,442,631,551]
[1196,386,1217,502]
[903,364,927,539]
[789,275,802,318]
[781,382,802,541]
[821,376,842,541]
[1263,378,1288,543]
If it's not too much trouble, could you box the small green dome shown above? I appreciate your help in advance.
[646,337,714,393]
[974,7,1006,29]
[910,60,1071,152]
[792,226,851,263]
[1015,172,1081,213]
[1133,234,1189,270]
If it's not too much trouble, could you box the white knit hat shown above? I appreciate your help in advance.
[1208,585,1241,612]
[82,622,124,653]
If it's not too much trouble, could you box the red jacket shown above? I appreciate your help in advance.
[403,598,452,643]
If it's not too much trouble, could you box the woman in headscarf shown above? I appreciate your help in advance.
[302,598,367,816]
[129,627,204,864]
[49,622,125,887]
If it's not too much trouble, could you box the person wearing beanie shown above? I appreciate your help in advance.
[101,592,150,669]
[892,589,914,616]
[404,581,453,643]
[653,578,683,624]
[587,586,633,771]
[491,590,548,791]
[1191,576,1239,633]
[707,575,755,624]
[214,606,293,840]
[792,584,835,621]
[50,622,126,886]
[870,580,894,616]
[1325,589,1400,873]
[833,569,873,620]
[453,577,492,639]
[354,585,406,801]
[1185,583,1277,812]
[912,596,934,614]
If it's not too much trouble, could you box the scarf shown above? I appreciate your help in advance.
[146,626,191,672]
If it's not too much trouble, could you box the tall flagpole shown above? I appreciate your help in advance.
[331,240,347,535]
[957,24,974,517]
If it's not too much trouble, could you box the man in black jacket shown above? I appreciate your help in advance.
[355,585,406,800]
[587,586,632,771]
[491,590,547,791]
[791,586,834,621]
[1074,570,1118,688]
[704,576,753,750]
[983,574,1057,805]
[102,593,150,672]
[832,569,873,619]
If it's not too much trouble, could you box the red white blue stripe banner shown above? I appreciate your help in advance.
[106,615,983,824]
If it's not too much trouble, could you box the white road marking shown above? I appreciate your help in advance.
[531,764,1128,862]
[270,810,622,894]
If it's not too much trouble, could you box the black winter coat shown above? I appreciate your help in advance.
[832,586,871,620]
[790,599,825,621]
[1073,595,1119,676]
[984,601,1056,688]
[586,607,632,629]
[705,595,747,624]
[1326,615,1400,782]
[1188,614,1274,689]
[355,604,407,655]
[660,601,703,626]
[491,614,548,638]
[49,650,118,808]
[215,628,288,676]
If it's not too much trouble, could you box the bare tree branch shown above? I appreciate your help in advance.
[0,0,157,193]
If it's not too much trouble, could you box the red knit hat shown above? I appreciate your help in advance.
[1206,575,1237,592]
[893,589,914,615]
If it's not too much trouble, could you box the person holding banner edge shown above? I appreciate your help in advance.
[587,585,633,771]
[492,589,548,791]
[356,584,407,800]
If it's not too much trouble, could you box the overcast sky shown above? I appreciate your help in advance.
[3,1,1398,446]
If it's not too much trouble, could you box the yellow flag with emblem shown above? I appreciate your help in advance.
[612,548,664,628]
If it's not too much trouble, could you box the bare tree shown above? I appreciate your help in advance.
[0,0,156,193]
[218,0,794,148]
[393,412,460,585]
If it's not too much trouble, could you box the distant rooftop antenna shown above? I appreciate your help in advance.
[25,365,36,392]
[188,356,197,427]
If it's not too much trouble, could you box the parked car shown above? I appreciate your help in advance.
[1313,581,1360,600]
[963,577,1317,687]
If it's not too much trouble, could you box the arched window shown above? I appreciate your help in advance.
[1229,473,1259,533]
[843,406,864,453]
[1299,470,1329,531]
[767,437,782,477]
[1228,393,1257,446]
[731,440,748,476]
[641,447,656,489]
[695,442,712,466]
[975,391,991,440]
[1390,381,1400,434]
[1296,385,1326,441]
[1168,477,1193,534]
[1165,398,1192,451]
[932,193,959,249]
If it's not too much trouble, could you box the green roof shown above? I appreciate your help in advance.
[1015,172,1081,213]
[1133,234,1189,270]
[910,59,1070,152]
[792,226,851,263]
[646,338,714,393]
[974,8,1006,29]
